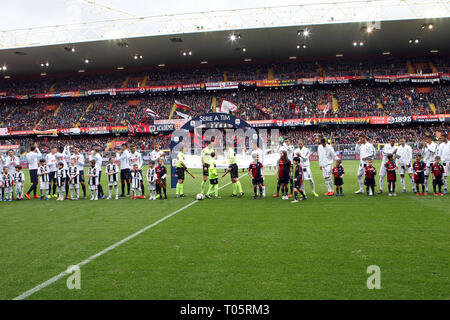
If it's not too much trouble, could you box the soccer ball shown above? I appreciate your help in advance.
[196,193,204,200]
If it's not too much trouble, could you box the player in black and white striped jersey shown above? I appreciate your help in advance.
[13,165,25,200]
[37,159,50,201]
[68,157,80,200]
[87,160,99,201]
[55,162,66,201]
[146,160,157,200]
[1,166,13,201]
[106,157,119,200]
[130,164,143,199]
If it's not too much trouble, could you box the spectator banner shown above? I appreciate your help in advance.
[0,128,8,136]
[205,82,239,90]
[179,83,204,91]
[410,73,440,83]
[115,87,146,95]
[0,92,6,96]
[0,144,19,151]
[146,85,177,92]
[369,115,412,125]
[412,114,450,123]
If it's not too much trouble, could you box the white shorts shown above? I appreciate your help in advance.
[40,182,49,190]
[322,164,332,179]
[424,163,433,176]
[444,162,449,177]
[379,162,387,177]
[69,183,79,188]
[148,183,156,191]
[302,166,314,181]
[357,162,367,177]
[398,164,413,175]
[89,185,97,190]
[108,181,118,187]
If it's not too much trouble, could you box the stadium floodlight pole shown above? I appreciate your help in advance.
[0,0,448,49]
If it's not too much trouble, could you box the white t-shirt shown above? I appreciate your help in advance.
[294,147,311,167]
[116,150,130,169]
[437,141,450,163]
[358,142,375,164]
[396,144,412,166]
[318,144,337,167]
[26,148,41,170]
[422,142,437,165]
[128,151,143,170]
[5,155,20,173]
[46,153,57,172]
[71,153,85,171]
[381,143,397,164]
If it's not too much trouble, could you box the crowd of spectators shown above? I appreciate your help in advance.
[0,56,447,95]
[1,84,448,130]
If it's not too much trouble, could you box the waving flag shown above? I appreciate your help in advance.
[169,100,191,119]
[219,100,238,113]
[145,108,160,118]
[176,111,191,119]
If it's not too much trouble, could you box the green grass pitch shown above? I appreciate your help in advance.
[0,160,448,300]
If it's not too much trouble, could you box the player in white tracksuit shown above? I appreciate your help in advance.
[378,138,398,193]
[437,134,450,194]
[355,134,376,194]
[396,138,415,193]
[294,140,318,197]
[422,136,437,193]
[318,138,338,195]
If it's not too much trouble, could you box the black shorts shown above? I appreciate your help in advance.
[414,174,424,184]
[252,177,263,185]
[294,179,303,190]
[78,170,85,183]
[176,167,185,180]
[279,177,289,184]
[29,169,38,184]
[334,177,343,186]
[120,168,130,181]
[49,171,56,182]
[433,178,443,186]
[364,177,375,186]
[202,163,210,176]
[229,164,238,179]
[209,178,218,185]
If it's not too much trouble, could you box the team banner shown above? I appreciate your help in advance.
[412,114,450,123]
[205,82,239,90]
[369,115,412,125]
[0,127,8,136]
[1,73,449,100]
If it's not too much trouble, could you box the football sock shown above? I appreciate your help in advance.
[358,176,363,190]
[236,181,243,193]
[400,176,405,189]
[201,181,206,194]
[310,180,315,193]
[81,183,86,197]
[180,184,184,195]
[276,181,281,193]
[127,182,130,195]
[121,181,125,194]
[294,190,298,200]
[214,184,218,197]
[259,185,263,196]
[207,184,213,195]
[254,186,257,196]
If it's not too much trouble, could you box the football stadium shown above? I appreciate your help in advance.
[0,0,449,306]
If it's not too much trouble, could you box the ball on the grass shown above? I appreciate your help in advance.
[196,193,204,200]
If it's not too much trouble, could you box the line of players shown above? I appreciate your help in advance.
[0,143,168,201]
[177,133,449,202]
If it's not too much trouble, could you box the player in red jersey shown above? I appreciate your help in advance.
[276,150,291,200]
[413,153,426,196]
[155,157,167,199]
[364,159,377,196]
[332,159,345,196]
[431,156,445,196]
[291,157,306,203]
[385,154,398,196]
[248,154,264,199]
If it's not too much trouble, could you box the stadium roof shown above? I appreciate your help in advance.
[0,0,449,77]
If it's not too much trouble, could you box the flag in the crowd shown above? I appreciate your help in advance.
[176,111,191,119]
[219,100,238,113]
[211,96,217,113]
[332,95,339,112]
[169,100,191,119]
[174,100,191,111]
[323,102,330,116]
[145,108,160,118]
[428,102,437,114]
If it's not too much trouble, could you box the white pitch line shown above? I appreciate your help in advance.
[13,174,246,300]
